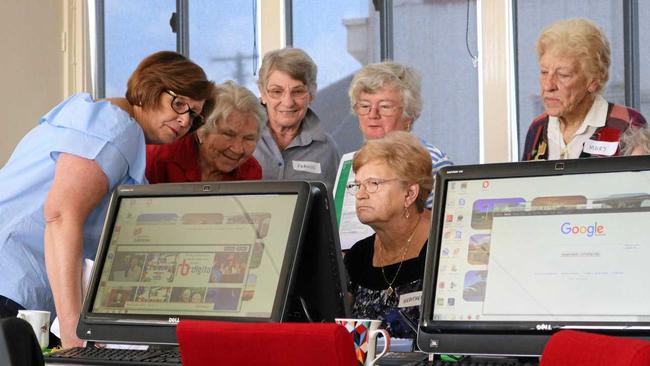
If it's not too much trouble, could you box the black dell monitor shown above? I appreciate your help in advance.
[418,156,650,359]
[77,180,350,345]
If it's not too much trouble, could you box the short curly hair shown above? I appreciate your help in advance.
[536,18,610,93]
[257,48,318,96]
[348,61,422,122]
[353,131,432,212]
[620,126,650,156]
[197,81,266,141]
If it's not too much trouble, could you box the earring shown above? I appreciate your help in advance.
[403,205,410,219]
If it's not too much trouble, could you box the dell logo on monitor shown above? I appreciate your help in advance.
[168,317,180,324]
[535,324,552,331]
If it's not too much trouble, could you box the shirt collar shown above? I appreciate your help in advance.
[547,94,608,135]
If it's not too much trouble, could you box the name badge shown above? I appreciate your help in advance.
[398,291,421,308]
[292,160,321,174]
[583,140,618,156]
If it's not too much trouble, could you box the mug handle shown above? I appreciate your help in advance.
[368,329,391,366]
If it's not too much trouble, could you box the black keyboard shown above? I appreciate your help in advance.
[375,353,539,366]
[376,351,430,365]
[431,356,539,366]
[45,346,182,365]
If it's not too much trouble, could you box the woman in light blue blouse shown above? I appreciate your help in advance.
[0,51,214,349]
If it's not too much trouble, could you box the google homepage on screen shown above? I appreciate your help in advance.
[433,171,650,323]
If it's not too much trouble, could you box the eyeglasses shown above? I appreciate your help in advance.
[265,87,310,100]
[165,90,205,129]
[354,102,401,117]
[346,178,403,195]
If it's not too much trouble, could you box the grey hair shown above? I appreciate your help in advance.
[197,81,266,140]
[257,47,318,96]
[348,61,422,121]
[620,126,650,156]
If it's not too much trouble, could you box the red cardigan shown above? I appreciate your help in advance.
[146,134,262,183]
[521,102,647,160]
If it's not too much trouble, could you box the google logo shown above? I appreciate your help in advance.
[560,222,605,237]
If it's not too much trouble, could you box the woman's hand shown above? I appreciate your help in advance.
[59,315,85,349]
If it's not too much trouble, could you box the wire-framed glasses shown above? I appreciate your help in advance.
[346,178,403,195]
[354,102,401,117]
[265,86,310,100]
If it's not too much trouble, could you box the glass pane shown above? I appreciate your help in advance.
[104,0,176,97]
[640,2,650,118]
[393,0,479,165]
[189,0,258,93]
[515,0,624,158]
[292,1,378,154]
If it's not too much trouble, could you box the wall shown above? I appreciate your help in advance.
[0,1,64,166]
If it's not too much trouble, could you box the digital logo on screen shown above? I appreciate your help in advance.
[560,222,605,237]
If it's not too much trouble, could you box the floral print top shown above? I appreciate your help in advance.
[344,234,427,339]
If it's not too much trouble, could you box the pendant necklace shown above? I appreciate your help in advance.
[377,214,421,297]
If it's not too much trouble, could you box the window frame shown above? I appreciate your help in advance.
[92,0,642,162]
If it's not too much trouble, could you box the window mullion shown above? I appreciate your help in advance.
[623,0,640,109]
[176,0,189,56]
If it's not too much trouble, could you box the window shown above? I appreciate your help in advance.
[189,1,258,92]
[639,1,650,118]
[104,0,175,97]
[291,1,378,154]
[393,0,479,165]
[102,0,258,97]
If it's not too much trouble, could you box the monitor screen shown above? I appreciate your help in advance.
[91,194,297,319]
[77,181,349,345]
[418,157,650,357]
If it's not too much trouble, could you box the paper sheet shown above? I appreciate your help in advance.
[333,152,374,250]
[51,258,94,338]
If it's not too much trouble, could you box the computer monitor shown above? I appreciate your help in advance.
[418,156,650,357]
[77,180,350,345]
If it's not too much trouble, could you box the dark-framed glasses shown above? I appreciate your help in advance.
[265,86,310,100]
[354,102,401,117]
[165,90,205,129]
[346,178,403,195]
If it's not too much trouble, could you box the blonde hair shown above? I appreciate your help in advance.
[353,131,432,211]
[348,61,422,121]
[536,18,610,93]
[257,48,318,96]
[197,81,266,140]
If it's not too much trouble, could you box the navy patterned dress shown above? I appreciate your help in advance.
[344,234,426,339]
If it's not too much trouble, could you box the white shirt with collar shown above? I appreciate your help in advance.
[547,94,608,160]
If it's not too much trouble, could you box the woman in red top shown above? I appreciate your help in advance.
[146,81,267,183]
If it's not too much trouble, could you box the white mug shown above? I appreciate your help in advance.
[335,318,390,366]
[16,310,50,350]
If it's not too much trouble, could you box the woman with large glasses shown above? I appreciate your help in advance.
[0,51,213,349]
[348,61,452,208]
[344,131,432,339]
[146,81,266,183]
[254,47,340,188]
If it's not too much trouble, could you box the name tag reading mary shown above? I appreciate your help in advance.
[292,160,321,174]
[583,139,618,156]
